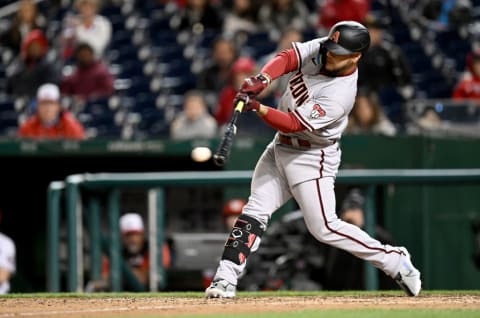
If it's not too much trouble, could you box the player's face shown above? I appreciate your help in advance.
[325,51,361,75]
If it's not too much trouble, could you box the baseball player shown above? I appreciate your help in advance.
[205,21,421,298]
[0,230,16,294]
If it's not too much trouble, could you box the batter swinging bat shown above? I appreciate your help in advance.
[213,100,245,166]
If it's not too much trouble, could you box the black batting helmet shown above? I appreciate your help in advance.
[324,21,370,55]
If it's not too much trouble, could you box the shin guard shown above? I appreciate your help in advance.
[222,214,265,265]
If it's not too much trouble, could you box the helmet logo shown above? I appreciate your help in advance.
[330,31,340,43]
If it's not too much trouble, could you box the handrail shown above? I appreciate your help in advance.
[47,169,480,293]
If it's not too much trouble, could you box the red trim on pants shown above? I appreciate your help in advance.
[315,179,404,256]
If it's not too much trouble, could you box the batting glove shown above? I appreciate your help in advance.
[234,92,260,112]
[240,73,271,96]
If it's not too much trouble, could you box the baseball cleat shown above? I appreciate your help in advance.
[394,247,422,297]
[205,279,236,298]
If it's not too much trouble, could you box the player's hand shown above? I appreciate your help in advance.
[234,92,260,112]
[240,73,271,96]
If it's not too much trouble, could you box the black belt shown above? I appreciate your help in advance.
[278,134,337,148]
[278,134,311,148]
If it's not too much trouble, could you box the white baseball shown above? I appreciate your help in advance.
[191,147,212,162]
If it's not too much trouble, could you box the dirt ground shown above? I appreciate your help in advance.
[0,294,479,318]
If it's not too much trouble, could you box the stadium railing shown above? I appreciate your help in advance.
[46,169,480,293]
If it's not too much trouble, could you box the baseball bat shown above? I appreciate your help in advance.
[213,100,245,167]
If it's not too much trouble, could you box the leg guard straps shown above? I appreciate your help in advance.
[222,214,265,265]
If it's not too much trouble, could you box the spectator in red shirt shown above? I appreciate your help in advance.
[452,48,480,101]
[317,0,371,34]
[6,29,62,99]
[18,83,86,140]
[60,42,115,102]
[214,56,258,127]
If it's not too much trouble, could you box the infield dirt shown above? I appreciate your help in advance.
[0,294,479,318]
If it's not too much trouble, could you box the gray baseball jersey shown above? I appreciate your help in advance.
[0,232,15,294]
[212,38,410,288]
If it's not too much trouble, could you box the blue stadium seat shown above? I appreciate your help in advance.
[118,59,145,78]
[127,76,152,95]
[0,109,18,135]
[110,30,133,49]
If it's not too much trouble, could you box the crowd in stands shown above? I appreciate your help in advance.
[0,0,479,141]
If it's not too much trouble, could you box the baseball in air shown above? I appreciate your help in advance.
[191,146,212,162]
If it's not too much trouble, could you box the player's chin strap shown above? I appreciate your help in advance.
[222,214,266,265]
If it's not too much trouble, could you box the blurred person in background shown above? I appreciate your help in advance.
[213,56,259,127]
[258,0,310,42]
[345,88,397,136]
[6,29,62,99]
[222,198,247,230]
[417,0,473,32]
[317,0,371,35]
[358,13,414,101]
[60,42,115,102]
[0,210,16,295]
[0,0,46,56]
[222,0,261,36]
[452,48,480,101]
[17,83,86,140]
[170,90,218,140]
[59,0,112,60]
[170,0,224,33]
[197,35,239,93]
[88,212,171,292]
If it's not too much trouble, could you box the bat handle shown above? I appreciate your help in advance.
[234,100,245,113]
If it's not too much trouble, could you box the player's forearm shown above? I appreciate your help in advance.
[256,105,305,133]
[261,49,299,81]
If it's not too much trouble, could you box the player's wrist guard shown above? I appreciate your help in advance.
[258,72,272,85]
[240,73,271,96]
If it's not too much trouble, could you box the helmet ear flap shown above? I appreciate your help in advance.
[318,42,328,66]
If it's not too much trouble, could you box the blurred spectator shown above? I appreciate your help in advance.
[346,89,397,136]
[170,90,218,140]
[6,29,62,99]
[258,28,304,104]
[197,35,238,93]
[0,0,46,56]
[323,187,397,291]
[317,0,371,35]
[417,0,472,32]
[60,42,115,102]
[223,0,261,36]
[358,13,414,100]
[213,56,257,127]
[170,0,224,33]
[60,0,112,60]
[88,212,171,292]
[17,83,86,140]
[222,198,246,230]
[406,105,443,134]
[258,0,310,41]
[0,210,16,295]
[452,48,480,101]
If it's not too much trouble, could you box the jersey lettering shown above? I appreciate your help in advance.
[289,72,309,107]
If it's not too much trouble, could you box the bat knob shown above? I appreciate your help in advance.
[213,154,226,167]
